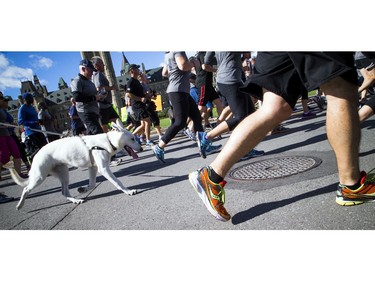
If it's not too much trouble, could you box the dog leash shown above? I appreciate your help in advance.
[0,122,65,137]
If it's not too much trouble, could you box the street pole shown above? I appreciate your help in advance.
[100,51,123,115]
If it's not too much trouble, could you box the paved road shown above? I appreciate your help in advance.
[1,103,375,230]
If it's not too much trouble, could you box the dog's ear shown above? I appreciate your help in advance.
[111,123,122,132]
[116,119,124,129]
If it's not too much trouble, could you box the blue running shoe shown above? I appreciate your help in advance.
[240,149,265,161]
[134,135,142,145]
[152,145,165,163]
[196,131,210,159]
[183,128,196,142]
[205,143,222,156]
[145,140,154,148]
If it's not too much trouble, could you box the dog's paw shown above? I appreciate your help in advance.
[124,189,137,196]
[67,197,85,204]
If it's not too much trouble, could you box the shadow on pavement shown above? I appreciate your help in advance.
[231,183,337,225]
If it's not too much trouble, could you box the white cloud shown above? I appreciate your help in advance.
[29,54,53,69]
[0,54,34,92]
[0,53,10,69]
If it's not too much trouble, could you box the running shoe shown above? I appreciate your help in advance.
[134,135,142,145]
[204,124,213,131]
[312,96,326,110]
[205,143,222,156]
[336,169,375,206]
[240,149,265,161]
[301,111,316,119]
[145,140,154,148]
[152,144,165,163]
[183,128,196,142]
[189,166,231,221]
[139,138,146,145]
[269,124,289,135]
[196,131,210,158]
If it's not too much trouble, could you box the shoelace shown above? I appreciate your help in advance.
[209,183,226,205]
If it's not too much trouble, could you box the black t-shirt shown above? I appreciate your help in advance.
[196,51,215,89]
[126,77,145,107]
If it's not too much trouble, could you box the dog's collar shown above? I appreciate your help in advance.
[91,140,117,152]
[91,146,106,151]
[107,136,118,151]
[91,137,117,151]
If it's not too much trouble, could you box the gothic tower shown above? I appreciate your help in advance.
[33,74,48,97]
[58,77,68,90]
[120,52,130,76]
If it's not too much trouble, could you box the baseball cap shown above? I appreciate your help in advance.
[79,59,95,70]
[128,64,140,72]
[22,93,33,100]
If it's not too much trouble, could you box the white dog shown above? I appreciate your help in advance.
[9,122,142,210]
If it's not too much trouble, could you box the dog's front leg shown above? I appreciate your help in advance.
[92,151,137,195]
[101,166,137,195]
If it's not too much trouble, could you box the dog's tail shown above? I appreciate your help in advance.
[8,168,29,188]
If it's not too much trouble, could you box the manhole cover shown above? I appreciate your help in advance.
[229,156,322,181]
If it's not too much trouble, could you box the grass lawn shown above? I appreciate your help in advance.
[157,108,220,130]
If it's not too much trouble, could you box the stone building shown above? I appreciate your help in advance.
[5,52,170,135]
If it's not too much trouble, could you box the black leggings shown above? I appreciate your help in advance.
[162,92,203,145]
[217,82,255,131]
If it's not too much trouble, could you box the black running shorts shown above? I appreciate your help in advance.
[132,103,150,121]
[241,52,358,108]
[100,106,120,125]
[198,84,220,107]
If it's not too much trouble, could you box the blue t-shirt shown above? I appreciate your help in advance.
[18,104,41,136]
[190,85,199,105]
[69,105,84,129]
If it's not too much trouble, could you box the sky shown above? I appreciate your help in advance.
[0,51,169,100]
